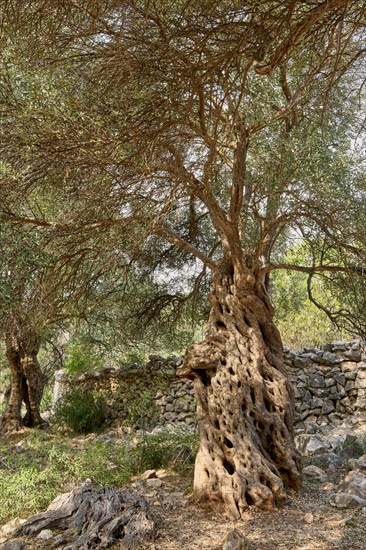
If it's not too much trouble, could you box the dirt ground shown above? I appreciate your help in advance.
[135,470,366,550]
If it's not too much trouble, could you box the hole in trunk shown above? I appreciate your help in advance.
[267,447,277,462]
[256,420,265,432]
[221,358,227,366]
[245,491,254,505]
[263,372,274,383]
[250,388,256,404]
[263,396,274,412]
[217,321,226,329]
[224,437,234,448]
[244,315,252,327]
[223,458,235,475]
[259,476,269,487]
[228,367,234,375]
[213,419,220,430]
[237,380,242,388]
[197,371,210,387]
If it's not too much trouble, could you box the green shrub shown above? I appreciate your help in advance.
[40,380,54,413]
[54,390,107,434]
[64,342,103,375]
[131,430,199,473]
[340,435,366,459]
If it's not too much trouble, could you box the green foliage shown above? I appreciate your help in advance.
[64,340,103,375]
[0,428,198,524]
[40,381,53,413]
[131,430,199,474]
[340,435,366,459]
[54,390,107,434]
[271,244,347,348]
[0,433,133,524]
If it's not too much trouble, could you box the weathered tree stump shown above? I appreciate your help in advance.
[13,484,156,549]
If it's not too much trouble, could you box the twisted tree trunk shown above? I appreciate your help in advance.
[1,333,47,433]
[2,343,24,432]
[178,261,302,519]
[21,343,47,428]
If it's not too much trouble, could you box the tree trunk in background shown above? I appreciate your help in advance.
[2,343,24,432]
[21,342,47,428]
[1,334,47,433]
[178,261,302,519]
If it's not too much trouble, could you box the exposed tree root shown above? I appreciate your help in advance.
[13,484,156,549]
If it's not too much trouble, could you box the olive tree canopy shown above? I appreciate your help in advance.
[1,0,366,517]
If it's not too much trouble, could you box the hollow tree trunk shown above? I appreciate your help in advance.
[21,342,47,428]
[177,261,302,519]
[1,334,47,433]
[1,344,24,432]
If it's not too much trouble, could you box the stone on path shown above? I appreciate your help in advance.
[221,528,250,550]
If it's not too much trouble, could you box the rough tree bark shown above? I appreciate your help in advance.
[178,259,302,519]
[1,333,47,433]
[2,342,24,432]
[14,483,156,549]
[20,339,47,428]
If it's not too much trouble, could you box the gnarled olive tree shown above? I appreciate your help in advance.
[2,0,366,517]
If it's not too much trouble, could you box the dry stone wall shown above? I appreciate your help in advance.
[284,340,366,432]
[53,355,195,429]
[54,341,366,432]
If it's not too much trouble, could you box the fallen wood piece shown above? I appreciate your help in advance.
[13,483,156,549]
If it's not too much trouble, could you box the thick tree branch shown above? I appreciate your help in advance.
[254,0,351,75]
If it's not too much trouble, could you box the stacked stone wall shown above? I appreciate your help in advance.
[55,341,366,431]
[284,340,366,432]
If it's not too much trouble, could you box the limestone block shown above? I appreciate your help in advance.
[329,492,366,509]
[340,361,359,372]
[322,400,335,414]
[354,371,366,389]
[322,352,343,365]
[303,465,326,480]
[344,349,362,361]
[294,356,312,368]
[310,388,328,398]
[334,373,346,386]
[317,416,330,426]
[355,398,366,409]
[345,380,355,392]
[311,397,323,409]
